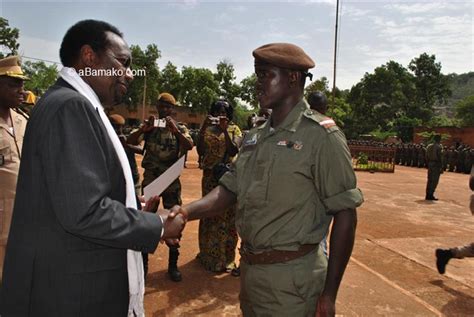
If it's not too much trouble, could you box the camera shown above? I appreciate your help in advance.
[154,118,166,128]
[209,116,226,125]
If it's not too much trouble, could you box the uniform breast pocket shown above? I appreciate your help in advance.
[0,139,12,165]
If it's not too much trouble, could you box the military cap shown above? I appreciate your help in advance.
[109,114,126,126]
[252,43,315,70]
[0,56,29,79]
[158,92,177,106]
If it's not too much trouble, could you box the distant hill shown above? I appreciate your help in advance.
[436,72,474,116]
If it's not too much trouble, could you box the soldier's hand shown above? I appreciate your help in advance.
[169,205,189,222]
[166,116,179,134]
[142,115,156,132]
[143,195,160,212]
[315,294,335,317]
[161,212,186,241]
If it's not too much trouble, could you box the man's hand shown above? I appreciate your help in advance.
[316,294,335,317]
[160,207,186,241]
[143,195,160,212]
[165,116,179,134]
[142,115,156,133]
[218,116,229,132]
[168,205,189,222]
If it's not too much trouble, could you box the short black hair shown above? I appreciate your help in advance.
[59,19,123,67]
[210,99,234,121]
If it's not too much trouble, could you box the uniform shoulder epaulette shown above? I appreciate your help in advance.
[303,109,339,133]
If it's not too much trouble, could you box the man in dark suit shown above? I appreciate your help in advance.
[0,20,185,316]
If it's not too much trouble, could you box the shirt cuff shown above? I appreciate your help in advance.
[158,214,164,238]
[323,188,364,214]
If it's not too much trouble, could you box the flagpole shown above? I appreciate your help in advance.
[332,0,340,107]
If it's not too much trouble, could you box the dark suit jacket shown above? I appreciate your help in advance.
[1,79,162,316]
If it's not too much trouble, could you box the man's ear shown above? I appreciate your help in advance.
[79,45,98,67]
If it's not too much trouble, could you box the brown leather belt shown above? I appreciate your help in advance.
[239,244,318,265]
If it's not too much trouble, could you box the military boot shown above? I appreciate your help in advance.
[436,249,453,274]
[168,246,182,282]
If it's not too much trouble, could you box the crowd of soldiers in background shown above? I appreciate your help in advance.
[348,140,473,174]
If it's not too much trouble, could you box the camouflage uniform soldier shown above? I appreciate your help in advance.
[128,92,194,282]
[170,43,363,316]
[425,135,443,200]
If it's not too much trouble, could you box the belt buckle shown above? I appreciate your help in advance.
[239,245,253,265]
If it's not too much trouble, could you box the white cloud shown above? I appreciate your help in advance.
[387,2,471,14]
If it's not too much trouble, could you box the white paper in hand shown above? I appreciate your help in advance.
[143,155,185,200]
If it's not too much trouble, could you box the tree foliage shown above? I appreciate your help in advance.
[159,61,182,101]
[215,60,241,105]
[23,61,58,95]
[408,53,451,121]
[455,95,474,127]
[0,18,19,58]
[239,73,258,110]
[180,66,219,113]
[127,44,161,110]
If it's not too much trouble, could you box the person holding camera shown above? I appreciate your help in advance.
[128,92,193,282]
[196,99,242,272]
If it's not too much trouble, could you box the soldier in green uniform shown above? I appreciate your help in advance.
[425,135,443,200]
[168,43,363,316]
[128,92,193,282]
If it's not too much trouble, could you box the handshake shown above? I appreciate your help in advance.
[143,196,188,244]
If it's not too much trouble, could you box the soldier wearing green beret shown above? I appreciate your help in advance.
[128,92,194,282]
[169,43,363,316]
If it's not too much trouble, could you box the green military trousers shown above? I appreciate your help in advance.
[426,162,442,198]
[239,247,327,317]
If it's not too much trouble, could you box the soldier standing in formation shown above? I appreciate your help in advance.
[425,135,443,201]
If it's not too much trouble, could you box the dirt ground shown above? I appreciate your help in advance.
[143,149,474,316]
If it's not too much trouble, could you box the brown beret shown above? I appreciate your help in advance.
[109,114,125,126]
[158,92,177,106]
[253,43,315,70]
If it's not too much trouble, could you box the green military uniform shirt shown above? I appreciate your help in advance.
[219,100,363,252]
[426,142,442,163]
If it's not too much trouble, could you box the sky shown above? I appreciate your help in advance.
[1,0,472,90]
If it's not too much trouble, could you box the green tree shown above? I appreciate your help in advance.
[408,53,451,122]
[347,61,415,136]
[0,18,19,58]
[180,66,219,113]
[160,61,182,101]
[127,44,161,110]
[304,76,330,96]
[455,95,474,126]
[214,60,241,105]
[23,61,58,95]
[239,73,258,110]
[233,101,254,130]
